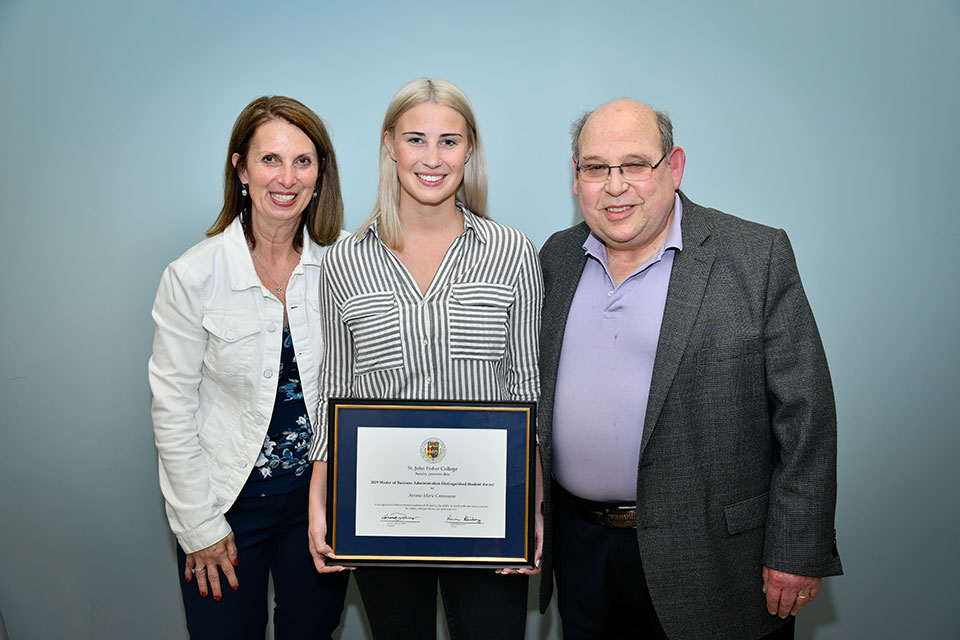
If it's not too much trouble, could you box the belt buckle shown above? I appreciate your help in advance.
[602,505,635,528]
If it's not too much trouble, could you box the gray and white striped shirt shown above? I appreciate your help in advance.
[310,209,542,461]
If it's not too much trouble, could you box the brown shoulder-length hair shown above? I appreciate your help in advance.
[206,96,344,249]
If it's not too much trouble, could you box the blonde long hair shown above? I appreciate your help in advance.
[359,78,488,249]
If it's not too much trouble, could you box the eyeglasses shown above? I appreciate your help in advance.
[576,152,668,183]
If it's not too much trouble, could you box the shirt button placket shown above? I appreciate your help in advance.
[419,299,434,388]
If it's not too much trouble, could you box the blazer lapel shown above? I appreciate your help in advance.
[640,195,715,456]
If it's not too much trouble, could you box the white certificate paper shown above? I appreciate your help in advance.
[354,427,507,538]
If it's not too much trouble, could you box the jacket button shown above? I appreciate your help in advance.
[225,330,236,340]
[254,414,265,425]
[267,323,277,332]
[236,458,245,468]
[263,369,273,378]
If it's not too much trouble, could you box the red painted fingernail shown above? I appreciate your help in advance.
[233,559,238,566]
[186,576,191,583]
[201,591,207,598]
[232,585,238,591]
[214,595,221,602]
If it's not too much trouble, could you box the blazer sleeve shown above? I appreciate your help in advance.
[761,229,842,577]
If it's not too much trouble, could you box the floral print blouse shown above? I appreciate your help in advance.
[240,325,312,497]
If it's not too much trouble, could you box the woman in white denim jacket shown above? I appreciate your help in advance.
[149,96,348,639]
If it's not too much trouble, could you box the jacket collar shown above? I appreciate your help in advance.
[677,190,712,249]
[223,216,320,292]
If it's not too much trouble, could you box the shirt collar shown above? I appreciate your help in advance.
[459,204,487,244]
[662,192,684,252]
[355,202,486,245]
[354,218,378,244]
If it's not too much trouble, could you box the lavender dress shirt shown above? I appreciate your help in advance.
[552,195,683,502]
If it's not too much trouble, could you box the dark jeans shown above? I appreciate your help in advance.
[354,566,528,640]
[177,484,349,639]
[553,489,794,640]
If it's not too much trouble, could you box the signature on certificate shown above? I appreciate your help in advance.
[445,514,483,526]
[380,512,420,524]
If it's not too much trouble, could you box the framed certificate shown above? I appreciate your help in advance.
[325,398,537,568]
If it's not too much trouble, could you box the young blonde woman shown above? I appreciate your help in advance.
[307,78,543,640]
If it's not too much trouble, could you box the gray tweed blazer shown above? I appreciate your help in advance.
[536,193,842,640]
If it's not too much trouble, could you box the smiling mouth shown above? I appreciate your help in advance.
[416,173,446,185]
[605,205,632,213]
[271,193,296,203]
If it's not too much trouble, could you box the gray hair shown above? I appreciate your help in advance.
[570,105,674,161]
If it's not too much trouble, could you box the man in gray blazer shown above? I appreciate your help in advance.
[537,99,842,639]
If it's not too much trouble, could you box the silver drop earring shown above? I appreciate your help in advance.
[241,183,248,197]
[313,189,318,199]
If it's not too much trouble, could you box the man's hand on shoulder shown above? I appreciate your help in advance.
[762,565,821,619]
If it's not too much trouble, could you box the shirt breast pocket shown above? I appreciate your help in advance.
[340,291,404,375]
[448,282,514,361]
[201,311,261,375]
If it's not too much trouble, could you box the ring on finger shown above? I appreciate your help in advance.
[192,566,207,574]
[797,594,809,599]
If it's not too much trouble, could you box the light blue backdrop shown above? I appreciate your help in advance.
[1,0,958,638]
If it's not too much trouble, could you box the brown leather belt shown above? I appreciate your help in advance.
[555,482,637,529]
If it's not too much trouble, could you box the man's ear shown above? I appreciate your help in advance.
[572,155,580,197]
[667,146,685,190]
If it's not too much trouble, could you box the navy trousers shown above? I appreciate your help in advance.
[177,484,348,639]
[354,567,529,640]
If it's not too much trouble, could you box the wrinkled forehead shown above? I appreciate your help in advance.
[579,106,661,160]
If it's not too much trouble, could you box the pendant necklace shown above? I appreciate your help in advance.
[252,251,298,296]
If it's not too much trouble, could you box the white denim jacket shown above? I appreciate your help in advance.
[149,218,344,553]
